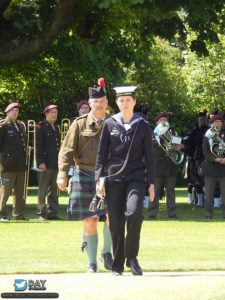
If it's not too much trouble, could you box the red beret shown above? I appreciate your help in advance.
[210,114,222,124]
[77,100,89,111]
[43,104,58,114]
[5,102,19,113]
[154,112,168,122]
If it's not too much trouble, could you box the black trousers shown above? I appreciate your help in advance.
[106,180,144,273]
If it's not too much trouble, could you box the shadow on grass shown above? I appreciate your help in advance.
[143,202,225,222]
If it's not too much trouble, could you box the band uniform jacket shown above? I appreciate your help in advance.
[0,116,27,172]
[36,120,60,169]
[152,128,177,177]
[95,113,155,185]
[57,112,110,179]
[202,128,225,177]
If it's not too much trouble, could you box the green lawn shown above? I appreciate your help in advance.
[0,187,225,274]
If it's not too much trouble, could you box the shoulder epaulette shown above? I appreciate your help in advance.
[36,121,44,128]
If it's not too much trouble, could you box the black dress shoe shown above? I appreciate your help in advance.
[87,263,97,273]
[126,258,142,276]
[112,271,122,276]
[100,252,113,270]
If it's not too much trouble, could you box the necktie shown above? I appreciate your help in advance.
[97,120,103,126]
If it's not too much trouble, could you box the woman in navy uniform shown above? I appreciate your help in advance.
[0,102,27,221]
[95,86,155,276]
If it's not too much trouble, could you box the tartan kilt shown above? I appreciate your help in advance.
[67,168,107,220]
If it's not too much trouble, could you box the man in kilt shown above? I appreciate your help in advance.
[57,78,113,273]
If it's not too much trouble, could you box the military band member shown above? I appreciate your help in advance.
[0,102,27,221]
[70,100,91,124]
[95,86,155,276]
[202,114,225,219]
[148,112,183,219]
[209,109,221,209]
[183,111,209,206]
[36,104,61,220]
[57,78,113,273]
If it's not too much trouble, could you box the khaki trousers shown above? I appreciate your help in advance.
[0,171,25,219]
[148,175,177,217]
[204,176,225,218]
[37,168,58,218]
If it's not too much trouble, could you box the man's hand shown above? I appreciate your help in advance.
[39,163,46,172]
[148,184,155,202]
[174,144,184,151]
[57,178,68,191]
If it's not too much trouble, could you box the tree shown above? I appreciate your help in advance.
[0,0,224,64]
[126,37,194,135]
[182,34,225,113]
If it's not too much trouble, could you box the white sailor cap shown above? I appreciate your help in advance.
[113,86,137,97]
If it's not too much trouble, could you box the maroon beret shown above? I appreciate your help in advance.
[210,114,222,124]
[77,100,89,111]
[43,104,58,114]
[154,112,168,122]
[5,102,19,113]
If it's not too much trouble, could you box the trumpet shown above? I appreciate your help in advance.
[154,121,184,165]
[60,118,70,145]
[24,120,42,200]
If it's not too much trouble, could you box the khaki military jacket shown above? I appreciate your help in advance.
[0,116,27,172]
[58,112,109,179]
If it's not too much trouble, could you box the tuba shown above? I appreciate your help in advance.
[205,126,225,158]
[154,121,184,165]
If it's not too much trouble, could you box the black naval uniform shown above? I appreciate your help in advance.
[148,128,178,218]
[0,117,27,220]
[202,129,225,218]
[95,113,155,274]
[36,120,60,219]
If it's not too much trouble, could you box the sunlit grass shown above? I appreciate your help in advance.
[0,187,224,274]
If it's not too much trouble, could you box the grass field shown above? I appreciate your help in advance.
[1,187,224,275]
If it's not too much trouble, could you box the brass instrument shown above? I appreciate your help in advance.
[154,121,184,165]
[24,120,42,200]
[106,105,115,115]
[60,118,70,145]
[205,126,225,158]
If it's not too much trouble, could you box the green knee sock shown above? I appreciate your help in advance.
[102,223,112,254]
[82,234,98,265]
